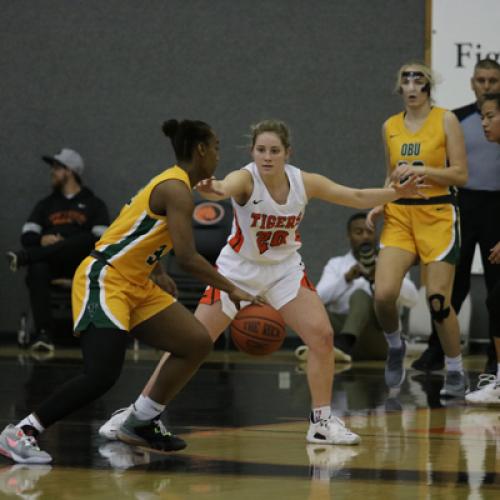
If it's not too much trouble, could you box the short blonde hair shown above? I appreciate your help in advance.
[394,62,436,95]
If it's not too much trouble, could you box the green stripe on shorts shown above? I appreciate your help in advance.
[75,259,123,332]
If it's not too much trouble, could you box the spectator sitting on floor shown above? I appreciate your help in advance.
[6,148,110,352]
[316,212,418,361]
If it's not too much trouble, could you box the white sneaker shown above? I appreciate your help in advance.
[306,415,360,445]
[465,374,500,405]
[98,406,133,440]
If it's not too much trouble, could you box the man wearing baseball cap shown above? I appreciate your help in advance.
[6,148,110,352]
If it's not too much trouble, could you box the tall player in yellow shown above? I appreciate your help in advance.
[0,119,261,464]
[367,62,468,396]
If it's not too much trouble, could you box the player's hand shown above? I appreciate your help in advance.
[228,286,267,310]
[391,174,429,199]
[488,242,500,264]
[366,205,384,230]
[194,177,225,196]
[41,234,64,246]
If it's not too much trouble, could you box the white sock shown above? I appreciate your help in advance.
[384,329,402,349]
[17,414,45,434]
[497,364,500,382]
[445,354,463,374]
[311,405,331,423]
[132,395,166,421]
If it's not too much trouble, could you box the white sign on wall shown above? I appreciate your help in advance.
[431,0,500,110]
[431,0,500,274]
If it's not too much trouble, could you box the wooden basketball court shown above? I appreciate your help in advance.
[0,346,497,499]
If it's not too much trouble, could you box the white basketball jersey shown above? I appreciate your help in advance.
[224,162,307,263]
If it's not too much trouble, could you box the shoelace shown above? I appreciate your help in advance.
[319,416,347,429]
[476,373,497,389]
[152,419,172,437]
[18,431,40,450]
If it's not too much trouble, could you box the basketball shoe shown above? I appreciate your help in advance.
[465,374,500,405]
[384,340,406,388]
[99,406,133,440]
[0,425,52,464]
[440,371,468,398]
[306,415,360,445]
[117,414,186,452]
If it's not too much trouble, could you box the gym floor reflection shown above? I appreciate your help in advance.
[0,347,498,499]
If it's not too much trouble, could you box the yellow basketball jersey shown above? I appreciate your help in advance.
[385,107,449,197]
[94,165,191,285]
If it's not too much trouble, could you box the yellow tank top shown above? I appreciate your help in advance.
[385,107,449,198]
[95,165,191,285]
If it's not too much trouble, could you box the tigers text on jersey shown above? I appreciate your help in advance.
[385,107,450,198]
[226,162,307,263]
[94,165,190,285]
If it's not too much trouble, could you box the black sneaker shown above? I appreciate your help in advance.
[411,347,444,372]
[117,414,187,452]
[30,331,55,353]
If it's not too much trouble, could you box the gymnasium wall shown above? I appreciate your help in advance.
[0,1,424,333]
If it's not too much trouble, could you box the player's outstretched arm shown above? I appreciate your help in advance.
[302,171,426,209]
[195,169,253,203]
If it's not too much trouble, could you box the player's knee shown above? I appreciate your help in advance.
[427,293,450,324]
[307,321,333,352]
[374,287,398,312]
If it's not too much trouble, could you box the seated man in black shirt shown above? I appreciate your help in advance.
[7,148,110,351]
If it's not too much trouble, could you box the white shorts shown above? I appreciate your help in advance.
[199,247,316,319]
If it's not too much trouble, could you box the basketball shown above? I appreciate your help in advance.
[230,304,286,356]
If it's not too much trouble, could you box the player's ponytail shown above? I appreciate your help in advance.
[162,119,213,161]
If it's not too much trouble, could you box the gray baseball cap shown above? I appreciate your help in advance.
[42,148,84,176]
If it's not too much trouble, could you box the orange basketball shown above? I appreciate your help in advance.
[230,304,286,356]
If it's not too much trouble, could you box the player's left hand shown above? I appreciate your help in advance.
[391,174,430,198]
[194,177,225,196]
[488,242,500,264]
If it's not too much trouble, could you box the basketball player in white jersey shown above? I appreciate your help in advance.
[100,119,425,446]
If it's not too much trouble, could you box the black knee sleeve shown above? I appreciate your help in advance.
[428,294,450,324]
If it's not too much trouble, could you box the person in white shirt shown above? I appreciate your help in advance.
[317,212,418,360]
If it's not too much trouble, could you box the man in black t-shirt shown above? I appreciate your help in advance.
[7,148,110,351]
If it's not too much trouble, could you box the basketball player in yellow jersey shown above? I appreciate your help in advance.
[0,119,262,464]
[367,62,469,397]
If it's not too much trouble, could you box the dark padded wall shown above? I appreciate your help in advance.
[0,1,424,332]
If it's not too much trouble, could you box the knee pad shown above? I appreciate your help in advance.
[428,294,450,324]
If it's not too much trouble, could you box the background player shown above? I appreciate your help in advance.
[367,62,468,397]
[466,92,500,404]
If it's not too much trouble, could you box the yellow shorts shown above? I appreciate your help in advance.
[72,256,176,333]
[380,201,460,264]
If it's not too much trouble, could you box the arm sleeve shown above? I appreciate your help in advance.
[316,258,352,305]
[398,274,419,308]
[20,201,45,247]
